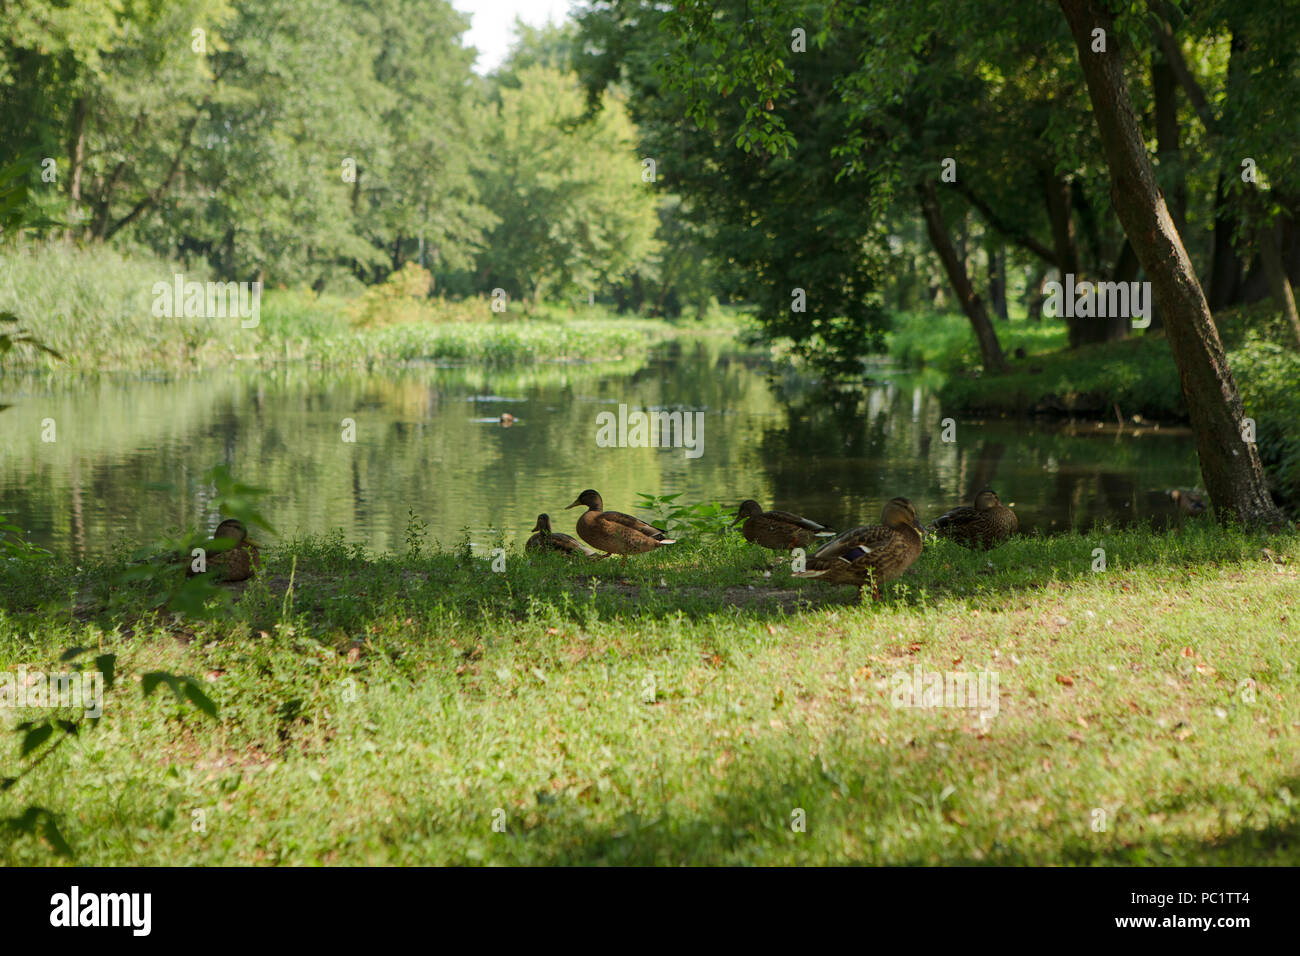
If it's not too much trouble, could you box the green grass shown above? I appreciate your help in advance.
[3,522,1298,865]
[0,244,727,374]
[885,308,1067,369]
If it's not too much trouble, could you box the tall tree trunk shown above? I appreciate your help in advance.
[917,182,1008,373]
[1043,169,1080,278]
[987,237,1008,320]
[66,95,88,241]
[1044,169,1090,345]
[1058,0,1283,526]
[1025,264,1047,323]
[1208,172,1244,310]
[1259,217,1300,347]
[1151,53,1187,236]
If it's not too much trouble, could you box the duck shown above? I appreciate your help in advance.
[186,518,260,582]
[566,489,675,557]
[732,499,834,551]
[793,497,924,600]
[929,488,1018,549]
[1170,489,1208,517]
[526,513,595,557]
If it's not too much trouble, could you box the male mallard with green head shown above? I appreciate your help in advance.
[930,488,1018,550]
[732,499,834,552]
[526,513,595,557]
[793,497,924,600]
[566,489,675,557]
[187,518,260,583]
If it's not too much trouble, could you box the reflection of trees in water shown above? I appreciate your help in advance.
[757,370,1199,533]
[6,345,1205,554]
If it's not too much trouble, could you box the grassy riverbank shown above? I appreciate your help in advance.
[2,522,1298,865]
[0,244,728,375]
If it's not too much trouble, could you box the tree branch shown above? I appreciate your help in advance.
[952,181,1059,267]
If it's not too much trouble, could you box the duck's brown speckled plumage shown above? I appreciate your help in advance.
[732,499,834,552]
[930,489,1018,550]
[187,518,260,583]
[1170,489,1208,516]
[526,513,595,557]
[566,490,675,557]
[793,497,924,600]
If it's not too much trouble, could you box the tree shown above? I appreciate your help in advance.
[476,66,660,304]
[1057,0,1283,525]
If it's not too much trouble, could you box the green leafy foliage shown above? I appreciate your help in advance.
[635,492,735,538]
[477,66,661,304]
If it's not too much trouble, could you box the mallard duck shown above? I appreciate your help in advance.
[929,488,1018,549]
[526,513,595,557]
[793,497,924,600]
[186,518,260,582]
[1170,489,1207,516]
[566,489,675,557]
[732,499,834,552]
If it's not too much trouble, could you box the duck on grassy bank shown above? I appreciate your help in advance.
[526,513,596,557]
[566,489,675,558]
[793,497,924,601]
[732,499,835,552]
[186,518,260,583]
[929,488,1019,550]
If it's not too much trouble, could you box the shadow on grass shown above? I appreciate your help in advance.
[375,742,1300,866]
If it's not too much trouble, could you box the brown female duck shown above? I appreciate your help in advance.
[1170,489,1208,517]
[566,489,675,557]
[930,488,1018,550]
[186,518,260,582]
[526,513,595,557]
[732,499,834,552]
[793,497,924,600]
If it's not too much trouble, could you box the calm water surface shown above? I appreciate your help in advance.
[1,339,1203,558]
